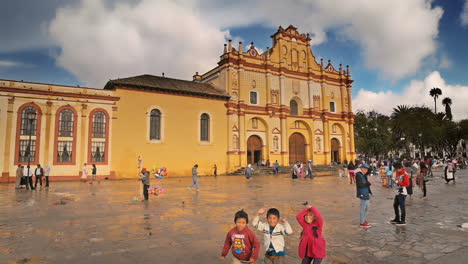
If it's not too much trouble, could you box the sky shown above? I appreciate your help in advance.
[1,0,468,119]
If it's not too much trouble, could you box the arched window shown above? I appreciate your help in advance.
[17,105,40,164]
[273,136,279,150]
[316,137,322,151]
[290,100,298,116]
[200,113,210,141]
[59,109,73,137]
[89,110,109,164]
[149,109,161,140]
[92,112,106,138]
[55,107,76,164]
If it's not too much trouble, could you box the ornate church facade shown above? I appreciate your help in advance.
[0,26,355,181]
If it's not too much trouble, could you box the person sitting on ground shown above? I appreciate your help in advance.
[253,207,293,263]
[220,210,260,264]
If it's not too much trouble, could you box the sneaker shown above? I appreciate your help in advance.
[187,187,192,191]
[390,219,399,224]
[196,189,200,192]
[360,222,371,227]
[396,221,406,226]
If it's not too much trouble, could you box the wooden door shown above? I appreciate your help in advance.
[289,133,306,164]
[331,138,340,163]
[247,135,262,165]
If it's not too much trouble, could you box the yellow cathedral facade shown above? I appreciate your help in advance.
[0,26,356,181]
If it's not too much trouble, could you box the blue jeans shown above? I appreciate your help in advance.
[387,175,393,188]
[360,199,369,224]
[190,176,199,190]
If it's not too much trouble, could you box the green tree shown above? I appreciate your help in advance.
[442,97,452,120]
[429,87,442,113]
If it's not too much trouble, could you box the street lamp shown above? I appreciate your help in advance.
[26,111,36,189]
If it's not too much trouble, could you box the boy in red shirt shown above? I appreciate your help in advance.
[221,210,260,263]
[390,162,410,226]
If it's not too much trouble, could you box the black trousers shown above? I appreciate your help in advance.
[27,177,34,189]
[34,176,43,188]
[45,176,49,187]
[143,184,149,200]
[422,180,427,197]
[393,194,407,222]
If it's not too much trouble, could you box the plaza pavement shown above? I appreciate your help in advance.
[1,169,468,264]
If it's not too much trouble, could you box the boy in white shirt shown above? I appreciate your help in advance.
[253,207,293,264]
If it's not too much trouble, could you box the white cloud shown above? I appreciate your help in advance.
[197,0,443,79]
[48,0,444,86]
[0,60,26,68]
[352,71,468,120]
[462,0,468,26]
[48,0,229,87]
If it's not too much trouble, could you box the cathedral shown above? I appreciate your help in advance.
[0,26,356,181]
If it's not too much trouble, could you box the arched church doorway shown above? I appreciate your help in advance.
[289,132,306,164]
[247,135,262,165]
[331,138,341,163]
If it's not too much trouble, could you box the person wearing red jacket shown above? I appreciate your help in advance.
[390,162,410,226]
[296,205,326,264]
[220,210,260,263]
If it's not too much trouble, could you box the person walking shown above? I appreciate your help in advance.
[356,163,372,227]
[213,164,218,177]
[44,164,51,187]
[139,168,150,201]
[444,159,456,184]
[348,161,356,184]
[188,164,199,191]
[404,162,414,200]
[385,163,394,188]
[245,164,254,179]
[274,160,280,175]
[292,162,300,179]
[419,160,428,198]
[81,163,88,182]
[92,164,97,181]
[307,160,314,179]
[15,165,23,189]
[300,162,306,179]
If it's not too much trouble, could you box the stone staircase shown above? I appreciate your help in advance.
[226,165,339,176]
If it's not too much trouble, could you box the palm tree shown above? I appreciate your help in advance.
[429,87,442,113]
[442,97,452,120]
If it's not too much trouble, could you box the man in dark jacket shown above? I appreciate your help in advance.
[356,163,372,227]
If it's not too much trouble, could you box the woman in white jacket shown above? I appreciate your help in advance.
[253,207,293,263]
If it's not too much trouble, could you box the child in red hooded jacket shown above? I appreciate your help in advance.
[296,205,326,264]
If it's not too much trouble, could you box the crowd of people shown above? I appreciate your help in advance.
[341,156,465,228]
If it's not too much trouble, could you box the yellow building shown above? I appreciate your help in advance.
[0,25,355,182]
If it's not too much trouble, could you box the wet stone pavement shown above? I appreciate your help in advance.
[1,169,468,264]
